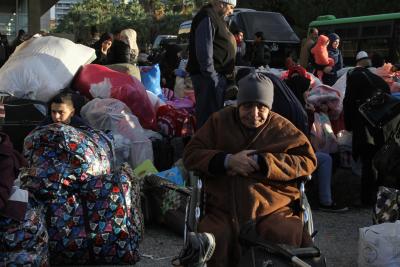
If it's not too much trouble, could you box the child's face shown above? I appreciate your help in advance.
[51,103,75,124]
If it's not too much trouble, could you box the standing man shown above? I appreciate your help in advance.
[250,31,268,68]
[299,27,318,70]
[187,0,237,128]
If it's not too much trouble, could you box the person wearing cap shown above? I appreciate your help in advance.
[183,73,317,266]
[187,0,237,128]
[355,51,371,68]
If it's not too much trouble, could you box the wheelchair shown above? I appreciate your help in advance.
[175,172,326,267]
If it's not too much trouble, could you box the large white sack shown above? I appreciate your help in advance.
[358,221,400,267]
[0,36,95,101]
[81,98,153,168]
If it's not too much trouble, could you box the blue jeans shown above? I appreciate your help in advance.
[191,74,226,129]
[314,152,332,205]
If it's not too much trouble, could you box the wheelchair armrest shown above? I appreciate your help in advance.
[292,175,312,184]
[287,246,321,258]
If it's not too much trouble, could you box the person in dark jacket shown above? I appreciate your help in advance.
[41,92,87,128]
[250,31,267,68]
[233,29,247,66]
[187,0,236,128]
[0,132,28,220]
[323,33,343,85]
[343,66,390,206]
[0,34,10,68]
[371,52,385,68]
[159,44,182,89]
[92,32,113,65]
[108,29,131,64]
[9,29,25,55]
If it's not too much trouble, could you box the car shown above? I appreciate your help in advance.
[152,35,178,51]
[177,9,299,68]
[177,8,255,41]
[229,11,300,67]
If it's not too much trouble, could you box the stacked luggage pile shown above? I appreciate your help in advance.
[0,35,196,265]
[21,124,142,265]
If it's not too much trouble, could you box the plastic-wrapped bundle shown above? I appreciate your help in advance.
[81,98,153,168]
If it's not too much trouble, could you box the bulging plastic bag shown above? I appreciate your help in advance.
[306,84,342,119]
[73,64,156,129]
[81,98,153,168]
[310,112,338,153]
[140,64,162,96]
[0,36,95,101]
[358,220,400,267]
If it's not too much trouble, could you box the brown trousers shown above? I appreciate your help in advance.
[198,206,311,267]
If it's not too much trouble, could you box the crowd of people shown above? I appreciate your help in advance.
[0,0,400,266]
[181,1,400,265]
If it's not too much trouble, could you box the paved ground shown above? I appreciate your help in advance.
[62,167,371,267]
[136,208,371,267]
[136,167,373,267]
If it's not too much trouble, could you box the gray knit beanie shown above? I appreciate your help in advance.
[220,0,236,7]
[237,73,274,109]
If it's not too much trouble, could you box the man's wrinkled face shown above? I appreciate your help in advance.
[51,103,75,124]
[239,102,270,129]
[217,2,234,17]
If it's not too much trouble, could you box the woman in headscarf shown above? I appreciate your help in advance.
[120,29,140,64]
[92,32,113,65]
[325,33,343,85]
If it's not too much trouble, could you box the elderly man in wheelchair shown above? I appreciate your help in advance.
[178,73,318,267]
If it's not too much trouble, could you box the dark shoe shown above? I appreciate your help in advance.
[172,232,216,267]
[319,202,349,213]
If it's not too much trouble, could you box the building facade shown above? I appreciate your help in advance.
[0,0,58,37]
[53,0,81,26]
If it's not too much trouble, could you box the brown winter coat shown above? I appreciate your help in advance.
[183,106,317,267]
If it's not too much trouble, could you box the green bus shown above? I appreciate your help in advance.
[309,12,400,65]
